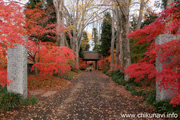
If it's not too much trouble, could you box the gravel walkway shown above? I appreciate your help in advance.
[2,71,155,120]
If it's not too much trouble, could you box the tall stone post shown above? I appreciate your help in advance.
[95,61,98,70]
[156,34,179,101]
[86,61,87,69]
[7,36,28,98]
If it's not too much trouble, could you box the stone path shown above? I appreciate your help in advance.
[2,71,155,119]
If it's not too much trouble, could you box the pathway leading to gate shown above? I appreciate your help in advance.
[2,71,155,119]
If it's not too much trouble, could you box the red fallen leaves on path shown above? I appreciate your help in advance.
[28,74,68,91]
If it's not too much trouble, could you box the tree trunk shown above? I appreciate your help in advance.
[117,0,131,81]
[119,31,124,70]
[75,40,79,69]
[56,11,61,46]
[115,38,120,71]
[110,13,115,70]
[136,0,145,29]
[121,13,131,81]
[114,7,123,71]
[34,64,38,75]
[60,0,65,47]
[53,0,65,46]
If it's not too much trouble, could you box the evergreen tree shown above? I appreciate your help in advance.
[92,28,99,51]
[131,11,157,63]
[99,12,112,57]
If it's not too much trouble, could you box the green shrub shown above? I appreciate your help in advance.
[140,90,147,97]
[23,96,38,106]
[53,73,58,77]
[108,70,126,86]
[65,76,72,80]
[0,86,23,111]
[112,75,119,81]
[153,101,180,114]
[0,85,38,112]
[131,90,147,96]
[145,90,156,105]
[125,84,131,91]
[127,79,142,87]
[146,83,151,86]
[116,78,126,86]
[102,68,108,74]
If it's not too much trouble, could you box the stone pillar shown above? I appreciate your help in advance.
[7,36,28,98]
[86,61,87,68]
[155,34,179,101]
[95,61,98,70]
[167,0,174,7]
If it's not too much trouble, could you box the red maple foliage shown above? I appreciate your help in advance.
[0,1,76,87]
[125,3,180,105]
[79,58,86,70]
[32,46,76,75]
[0,1,26,87]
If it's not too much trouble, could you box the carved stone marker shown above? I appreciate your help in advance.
[156,34,179,101]
[7,37,27,98]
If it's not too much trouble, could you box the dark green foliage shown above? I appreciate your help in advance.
[146,83,151,86]
[92,28,99,51]
[102,67,108,74]
[53,73,58,77]
[79,46,84,58]
[26,0,41,8]
[125,84,135,91]
[162,0,168,9]
[145,90,180,114]
[0,86,23,111]
[128,79,143,87]
[131,90,146,96]
[131,12,157,63]
[65,76,72,80]
[107,70,126,86]
[99,12,112,57]
[130,39,149,63]
[141,12,158,28]
[153,101,180,114]
[145,90,156,104]
[23,97,38,106]
[0,86,38,112]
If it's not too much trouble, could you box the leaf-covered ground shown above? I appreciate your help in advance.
[1,71,156,119]
[28,74,68,90]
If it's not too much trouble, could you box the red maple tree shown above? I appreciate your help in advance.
[0,1,76,87]
[125,2,180,105]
